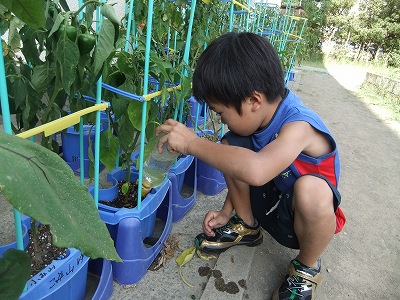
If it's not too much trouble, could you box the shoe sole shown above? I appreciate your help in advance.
[196,234,263,254]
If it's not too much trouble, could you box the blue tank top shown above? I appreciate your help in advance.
[252,89,340,192]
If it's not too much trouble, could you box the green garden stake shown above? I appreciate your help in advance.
[0,29,24,254]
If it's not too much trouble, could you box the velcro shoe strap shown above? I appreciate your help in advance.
[288,264,323,285]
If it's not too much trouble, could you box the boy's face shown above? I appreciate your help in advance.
[208,99,261,136]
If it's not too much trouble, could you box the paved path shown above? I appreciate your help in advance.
[3,64,399,299]
[108,65,400,299]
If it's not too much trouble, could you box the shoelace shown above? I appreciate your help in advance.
[214,221,233,236]
[286,275,308,298]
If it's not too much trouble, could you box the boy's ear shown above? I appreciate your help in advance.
[247,91,264,112]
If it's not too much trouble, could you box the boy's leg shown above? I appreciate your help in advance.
[222,138,256,227]
[293,175,336,268]
[272,174,339,300]
[194,132,263,253]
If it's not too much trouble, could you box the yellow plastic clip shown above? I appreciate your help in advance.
[17,103,109,139]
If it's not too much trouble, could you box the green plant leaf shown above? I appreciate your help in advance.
[93,19,115,78]
[0,0,46,30]
[121,182,129,195]
[19,25,41,65]
[54,33,80,93]
[110,93,130,121]
[128,100,149,131]
[117,116,137,154]
[100,129,120,172]
[7,16,22,51]
[11,76,27,110]
[48,12,65,37]
[31,61,55,94]
[0,249,31,300]
[0,132,121,262]
[100,3,120,25]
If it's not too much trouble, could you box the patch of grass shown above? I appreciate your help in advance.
[301,58,400,122]
[358,82,400,122]
[298,59,326,69]
[323,57,400,80]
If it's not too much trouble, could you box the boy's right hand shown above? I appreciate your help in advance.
[156,119,199,155]
[203,210,231,237]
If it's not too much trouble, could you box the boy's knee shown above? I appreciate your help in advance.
[292,175,334,213]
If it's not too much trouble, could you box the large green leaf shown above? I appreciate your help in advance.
[31,61,55,94]
[100,3,120,25]
[99,129,120,172]
[0,132,121,262]
[128,100,149,131]
[11,76,27,110]
[54,33,80,93]
[0,0,45,30]
[0,249,31,300]
[19,25,41,65]
[93,19,115,78]
[7,16,22,50]
[117,116,137,153]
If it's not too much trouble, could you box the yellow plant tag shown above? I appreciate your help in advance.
[201,0,210,4]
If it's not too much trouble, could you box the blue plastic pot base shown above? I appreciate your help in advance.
[185,156,227,196]
[66,158,105,178]
[19,248,89,300]
[0,224,29,257]
[89,169,173,285]
[167,155,197,222]
[87,259,114,300]
[111,181,173,285]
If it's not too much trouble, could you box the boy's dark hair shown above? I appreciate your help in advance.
[192,32,285,114]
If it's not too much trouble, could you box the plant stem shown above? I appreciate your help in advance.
[73,0,102,18]
[30,219,43,266]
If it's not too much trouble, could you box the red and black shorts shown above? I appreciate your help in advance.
[222,131,343,249]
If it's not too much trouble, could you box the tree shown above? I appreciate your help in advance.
[298,0,330,61]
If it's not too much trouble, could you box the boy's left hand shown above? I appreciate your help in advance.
[156,119,199,155]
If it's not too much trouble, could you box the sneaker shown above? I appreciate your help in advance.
[194,214,263,253]
[272,258,322,300]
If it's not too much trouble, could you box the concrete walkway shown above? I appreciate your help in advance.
[108,65,400,299]
[2,64,398,299]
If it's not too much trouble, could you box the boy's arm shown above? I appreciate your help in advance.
[158,119,317,187]
[203,195,233,236]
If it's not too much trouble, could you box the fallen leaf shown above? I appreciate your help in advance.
[176,246,196,287]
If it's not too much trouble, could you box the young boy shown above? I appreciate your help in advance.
[157,32,346,300]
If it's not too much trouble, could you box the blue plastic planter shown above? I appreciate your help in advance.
[167,155,197,222]
[62,122,107,162]
[61,111,108,177]
[19,248,89,300]
[0,224,29,257]
[88,167,173,285]
[192,130,227,195]
[289,71,295,81]
[186,96,208,128]
[60,102,113,177]
[88,258,114,300]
